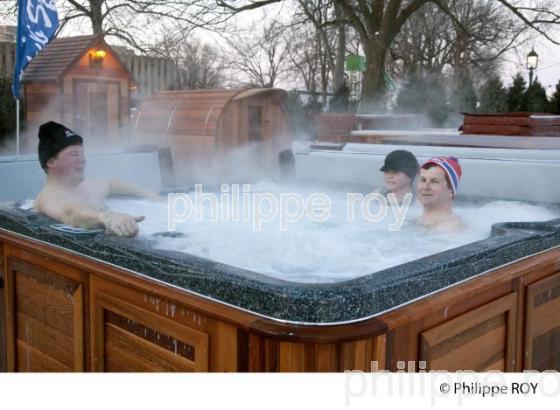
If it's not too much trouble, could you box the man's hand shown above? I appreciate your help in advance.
[100,211,145,237]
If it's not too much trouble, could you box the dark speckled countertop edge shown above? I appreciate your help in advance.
[1,203,560,323]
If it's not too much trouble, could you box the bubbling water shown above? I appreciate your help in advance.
[107,181,559,283]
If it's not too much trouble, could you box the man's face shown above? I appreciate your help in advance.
[383,170,412,192]
[47,144,86,184]
[416,166,453,208]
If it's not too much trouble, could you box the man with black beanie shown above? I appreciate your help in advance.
[34,121,160,237]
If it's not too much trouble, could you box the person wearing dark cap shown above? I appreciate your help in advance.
[416,156,465,233]
[376,150,419,204]
[34,121,160,237]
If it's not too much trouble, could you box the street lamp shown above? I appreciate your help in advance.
[526,48,539,87]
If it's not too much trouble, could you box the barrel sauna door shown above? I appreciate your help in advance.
[247,104,266,170]
[245,103,282,175]
[73,80,120,146]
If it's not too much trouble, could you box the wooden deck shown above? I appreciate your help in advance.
[1,229,560,372]
[347,130,560,149]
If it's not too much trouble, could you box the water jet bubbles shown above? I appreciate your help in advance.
[105,189,560,283]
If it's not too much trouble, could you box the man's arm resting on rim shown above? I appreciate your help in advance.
[36,193,144,237]
[108,178,161,201]
[36,193,106,228]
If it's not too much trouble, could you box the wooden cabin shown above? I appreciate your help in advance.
[133,88,291,185]
[22,35,134,152]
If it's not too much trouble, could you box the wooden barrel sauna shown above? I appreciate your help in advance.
[133,88,292,185]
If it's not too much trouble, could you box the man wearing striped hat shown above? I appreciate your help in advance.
[416,156,465,233]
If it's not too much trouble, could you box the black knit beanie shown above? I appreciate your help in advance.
[379,150,420,181]
[38,121,83,171]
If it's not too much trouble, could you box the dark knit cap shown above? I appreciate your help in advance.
[38,121,83,170]
[380,150,420,181]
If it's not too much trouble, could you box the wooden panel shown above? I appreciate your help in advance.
[25,83,59,94]
[71,78,122,142]
[26,111,63,123]
[419,293,517,371]
[206,320,240,372]
[315,343,338,372]
[314,112,355,140]
[6,256,84,372]
[246,334,386,372]
[524,272,560,371]
[341,336,386,371]
[16,340,68,372]
[90,276,209,372]
[105,321,195,372]
[464,114,560,127]
[0,244,6,372]
[463,124,560,136]
[279,341,306,372]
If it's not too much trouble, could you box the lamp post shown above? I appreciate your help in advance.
[526,48,539,87]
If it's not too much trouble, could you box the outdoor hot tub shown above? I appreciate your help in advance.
[1,142,560,372]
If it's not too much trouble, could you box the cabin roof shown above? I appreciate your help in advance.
[22,35,107,82]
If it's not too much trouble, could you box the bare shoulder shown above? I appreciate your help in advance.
[438,214,466,234]
[34,186,76,222]
[34,187,62,213]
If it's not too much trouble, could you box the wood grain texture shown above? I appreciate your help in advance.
[524,272,560,370]
[0,243,6,372]
[5,255,85,372]
[419,293,517,371]
[90,275,209,372]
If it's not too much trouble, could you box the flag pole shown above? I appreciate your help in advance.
[16,98,20,155]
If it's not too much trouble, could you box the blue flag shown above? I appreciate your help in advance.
[12,0,59,99]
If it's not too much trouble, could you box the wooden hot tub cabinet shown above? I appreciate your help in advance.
[1,229,560,372]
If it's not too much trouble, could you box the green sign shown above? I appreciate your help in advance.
[346,55,366,72]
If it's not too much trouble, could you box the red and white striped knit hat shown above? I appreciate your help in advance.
[421,156,462,196]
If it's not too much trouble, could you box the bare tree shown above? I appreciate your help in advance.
[142,31,225,89]
[174,40,225,89]
[390,0,530,79]
[0,0,223,53]
[216,0,560,109]
[225,20,290,88]
[285,25,322,92]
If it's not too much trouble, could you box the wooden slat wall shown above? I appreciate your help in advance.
[419,293,517,371]
[63,75,129,137]
[0,243,6,372]
[314,113,356,141]
[4,249,85,372]
[24,83,62,153]
[524,272,560,370]
[90,275,246,372]
[247,335,386,372]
